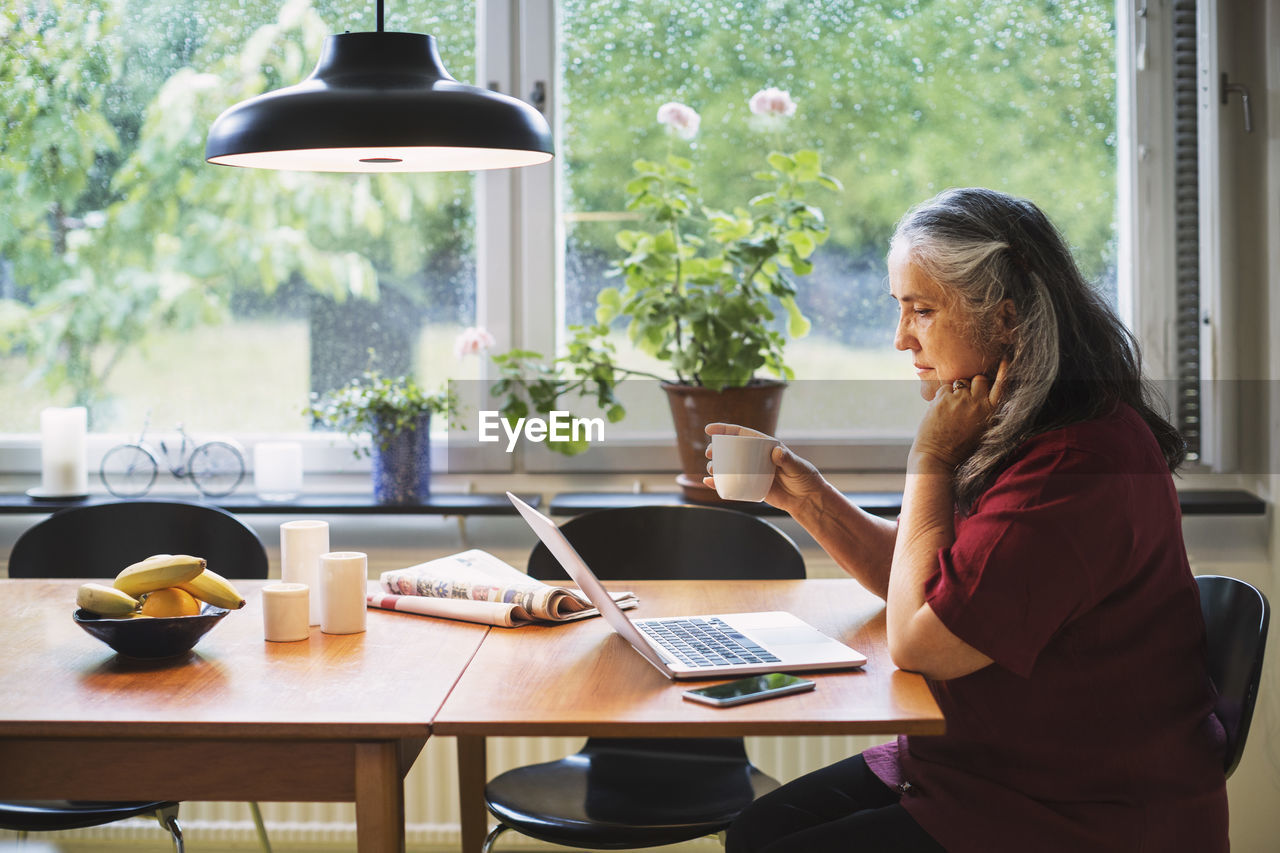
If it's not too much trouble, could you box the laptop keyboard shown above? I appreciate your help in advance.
[637,617,781,668]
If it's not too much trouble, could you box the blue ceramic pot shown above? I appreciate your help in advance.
[370,413,431,504]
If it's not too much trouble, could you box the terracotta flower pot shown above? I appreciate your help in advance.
[661,380,785,503]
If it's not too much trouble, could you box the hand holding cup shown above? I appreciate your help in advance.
[703,423,829,514]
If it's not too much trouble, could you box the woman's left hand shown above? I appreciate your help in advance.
[910,360,1008,470]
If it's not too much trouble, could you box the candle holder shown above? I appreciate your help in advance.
[320,551,368,635]
[28,407,89,500]
[280,520,329,625]
[254,441,303,501]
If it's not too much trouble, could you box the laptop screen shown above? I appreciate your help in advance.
[507,492,674,675]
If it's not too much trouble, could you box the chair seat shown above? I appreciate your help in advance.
[0,800,178,832]
[485,738,780,850]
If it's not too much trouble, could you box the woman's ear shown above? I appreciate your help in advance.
[996,298,1018,343]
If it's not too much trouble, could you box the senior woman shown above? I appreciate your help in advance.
[706,188,1227,853]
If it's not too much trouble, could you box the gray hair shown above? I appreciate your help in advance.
[891,188,1184,512]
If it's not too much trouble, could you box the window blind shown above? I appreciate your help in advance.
[1172,0,1201,461]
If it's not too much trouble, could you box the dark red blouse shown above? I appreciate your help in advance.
[864,403,1228,852]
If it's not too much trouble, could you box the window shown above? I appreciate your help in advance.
[1,0,479,437]
[551,0,1119,462]
[3,0,1153,479]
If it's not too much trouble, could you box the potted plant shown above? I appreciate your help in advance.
[306,367,457,504]
[492,88,840,498]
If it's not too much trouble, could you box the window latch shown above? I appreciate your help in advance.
[1134,0,1148,71]
[530,80,548,114]
[1220,73,1253,134]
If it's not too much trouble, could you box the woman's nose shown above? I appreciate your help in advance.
[893,317,915,352]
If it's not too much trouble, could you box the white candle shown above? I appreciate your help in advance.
[39,407,88,496]
[262,583,310,642]
[280,520,329,625]
[320,551,368,635]
[254,441,303,501]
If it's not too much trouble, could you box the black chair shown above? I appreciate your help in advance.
[8,499,269,580]
[526,504,807,583]
[1196,574,1270,778]
[485,504,805,852]
[3,499,272,852]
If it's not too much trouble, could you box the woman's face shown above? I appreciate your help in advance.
[889,245,1001,400]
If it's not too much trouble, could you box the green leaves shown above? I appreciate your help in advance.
[595,287,624,324]
[611,143,833,389]
[303,362,457,458]
[766,152,796,174]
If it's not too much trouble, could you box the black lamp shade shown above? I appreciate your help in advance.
[205,32,554,172]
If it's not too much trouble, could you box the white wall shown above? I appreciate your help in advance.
[1212,1,1280,850]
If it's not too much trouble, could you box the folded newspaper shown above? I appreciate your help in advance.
[367,548,638,628]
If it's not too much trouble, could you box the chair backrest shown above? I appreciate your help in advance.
[1196,574,1270,778]
[8,500,268,580]
[527,504,805,582]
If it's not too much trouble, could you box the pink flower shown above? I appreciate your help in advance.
[454,326,495,358]
[656,101,701,140]
[748,87,797,118]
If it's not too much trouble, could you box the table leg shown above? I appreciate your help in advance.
[355,741,405,853]
[457,735,488,853]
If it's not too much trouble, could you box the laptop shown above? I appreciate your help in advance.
[507,492,867,680]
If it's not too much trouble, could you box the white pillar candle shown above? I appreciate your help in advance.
[262,583,311,642]
[39,407,88,496]
[280,520,329,626]
[254,441,303,501]
[320,551,368,635]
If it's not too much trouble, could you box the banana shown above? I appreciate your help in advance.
[113,554,206,597]
[177,568,246,610]
[77,582,141,617]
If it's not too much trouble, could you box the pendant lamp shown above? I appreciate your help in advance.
[205,1,553,173]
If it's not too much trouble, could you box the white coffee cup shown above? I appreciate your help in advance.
[710,433,780,502]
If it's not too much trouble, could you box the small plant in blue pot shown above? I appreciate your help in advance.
[306,370,455,504]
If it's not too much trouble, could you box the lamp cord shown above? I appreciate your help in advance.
[376,0,384,32]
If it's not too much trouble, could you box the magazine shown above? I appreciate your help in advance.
[367,548,638,628]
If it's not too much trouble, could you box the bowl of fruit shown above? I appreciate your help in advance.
[74,554,246,659]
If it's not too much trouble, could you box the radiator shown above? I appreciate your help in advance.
[10,734,884,850]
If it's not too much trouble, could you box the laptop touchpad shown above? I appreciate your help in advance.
[750,626,829,646]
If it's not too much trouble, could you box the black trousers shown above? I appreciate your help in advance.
[724,754,947,853]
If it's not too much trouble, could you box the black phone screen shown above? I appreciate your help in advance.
[682,672,815,706]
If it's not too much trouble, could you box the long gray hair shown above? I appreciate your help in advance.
[891,188,1185,513]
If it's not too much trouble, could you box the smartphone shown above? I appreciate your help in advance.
[682,673,816,707]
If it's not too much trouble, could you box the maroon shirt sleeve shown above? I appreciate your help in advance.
[924,436,1144,679]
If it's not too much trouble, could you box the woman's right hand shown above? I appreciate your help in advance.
[702,422,828,516]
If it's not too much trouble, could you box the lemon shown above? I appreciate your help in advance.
[140,587,202,617]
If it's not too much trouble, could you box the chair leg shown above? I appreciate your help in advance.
[248,801,273,853]
[481,823,511,853]
[155,804,184,853]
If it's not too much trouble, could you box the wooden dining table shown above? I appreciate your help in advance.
[434,578,945,853]
[0,578,488,853]
[0,577,943,853]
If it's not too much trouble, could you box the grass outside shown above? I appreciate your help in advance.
[0,321,480,434]
[0,320,921,437]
